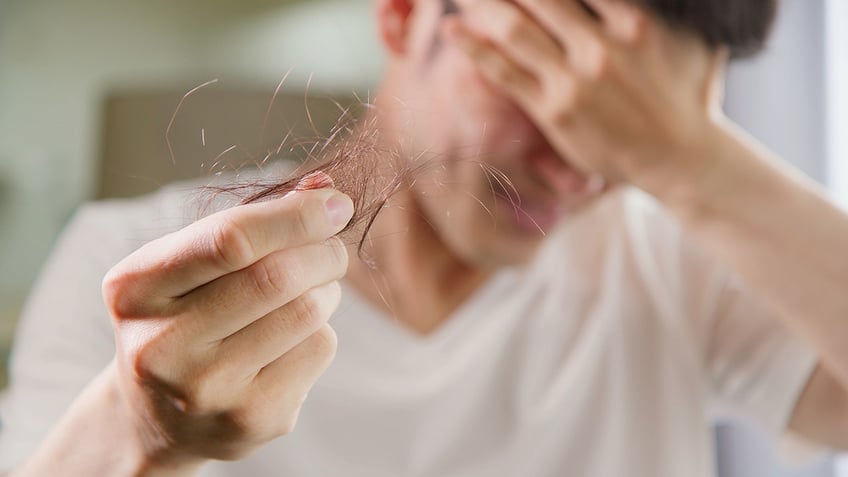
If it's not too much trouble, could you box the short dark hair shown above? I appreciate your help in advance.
[632,0,778,57]
[441,0,779,58]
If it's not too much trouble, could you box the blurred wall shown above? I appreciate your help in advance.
[827,0,848,209]
[0,0,383,318]
[724,0,826,182]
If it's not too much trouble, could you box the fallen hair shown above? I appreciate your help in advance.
[202,112,427,260]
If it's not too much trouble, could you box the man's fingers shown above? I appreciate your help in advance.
[453,0,610,81]
[445,19,543,105]
[581,0,649,44]
[252,324,339,408]
[511,0,603,53]
[226,324,338,439]
[179,239,348,341]
[103,189,354,318]
[216,281,342,375]
[449,0,564,77]
[257,323,338,395]
[143,322,341,445]
[159,189,352,297]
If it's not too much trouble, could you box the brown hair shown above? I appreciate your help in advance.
[632,0,778,57]
[442,0,779,57]
[204,113,429,258]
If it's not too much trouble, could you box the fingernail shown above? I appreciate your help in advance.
[325,193,354,228]
[297,170,335,191]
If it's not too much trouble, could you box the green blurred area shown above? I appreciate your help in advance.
[1,308,17,390]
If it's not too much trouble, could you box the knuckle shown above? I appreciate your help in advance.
[231,396,304,442]
[250,254,297,299]
[289,288,331,333]
[102,268,138,320]
[125,335,184,397]
[263,402,303,439]
[276,407,305,437]
[163,353,237,414]
[127,340,163,382]
[309,324,339,362]
[210,217,256,270]
[118,317,184,388]
[228,406,274,442]
[180,364,228,413]
[276,416,298,437]
[254,407,301,439]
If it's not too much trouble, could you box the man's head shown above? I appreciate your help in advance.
[372,0,778,269]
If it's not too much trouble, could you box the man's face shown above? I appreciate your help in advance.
[383,0,605,268]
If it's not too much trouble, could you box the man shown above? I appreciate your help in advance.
[2,0,848,475]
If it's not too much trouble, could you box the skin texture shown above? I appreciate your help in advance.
[8,0,848,475]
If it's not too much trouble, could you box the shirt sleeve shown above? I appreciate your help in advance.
[706,275,819,434]
[618,188,818,436]
[0,204,126,471]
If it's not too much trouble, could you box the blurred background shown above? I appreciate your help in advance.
[0,0,382,383]
[0,0,846,475]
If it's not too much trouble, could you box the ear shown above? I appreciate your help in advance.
[375,0,415,56]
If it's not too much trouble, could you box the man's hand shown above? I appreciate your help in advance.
[101,187,354,470]
[448,0,848,453]
[445,0,727,194]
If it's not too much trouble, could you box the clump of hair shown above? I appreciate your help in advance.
[203,111,425,257]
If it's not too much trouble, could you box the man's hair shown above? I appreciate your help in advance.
[442,0,779,57]
[632,0,778,57]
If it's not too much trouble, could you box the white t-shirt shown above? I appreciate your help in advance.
[0,177,817,477]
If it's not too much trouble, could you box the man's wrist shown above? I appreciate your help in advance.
[631,116,742,222]
[103,365,206,477]
[98,363,201,477]
[11,362,202,477]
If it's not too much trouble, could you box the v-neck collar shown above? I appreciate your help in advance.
[337,266,521,353]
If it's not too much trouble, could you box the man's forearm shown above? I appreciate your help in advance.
[654,119,848,384]
[11,363,203,477]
